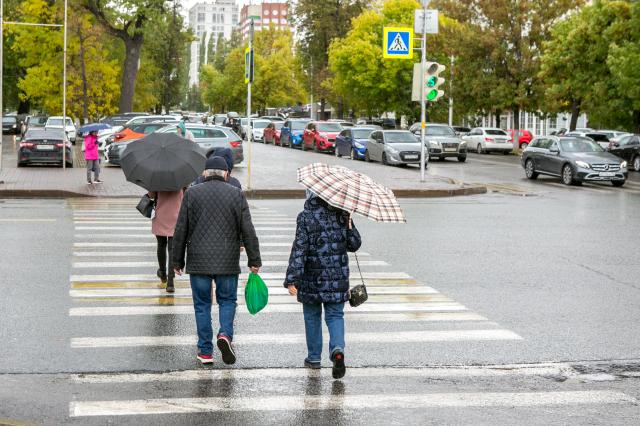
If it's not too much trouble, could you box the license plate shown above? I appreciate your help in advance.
[404,155,419,160]
[444,148,457,152]
[599,172,615,177]
[37,145,54,150]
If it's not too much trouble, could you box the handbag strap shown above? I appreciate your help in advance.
[353,252,366,287]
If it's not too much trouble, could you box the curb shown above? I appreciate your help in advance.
[0,185,488,199]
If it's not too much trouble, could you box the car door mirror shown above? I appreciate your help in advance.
[612,142,620,148]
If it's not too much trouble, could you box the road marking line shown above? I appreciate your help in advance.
[70,391,635,416]
[70,272,412,282]
[70,329,521,349]
[70,363,571,384]
[73,234,293,240]
[74,242,156,247]
[69,287,442,298]
[72,220,295,225]
[0,219,57,222]
[72,251,367,257]
[70,278,419,289]
[72,260,388,268]
[70,301,467,312]
[75,226,150,230]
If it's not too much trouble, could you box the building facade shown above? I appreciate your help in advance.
[465,111,590,136]
[239,2,290,38]
[187,0,239,86]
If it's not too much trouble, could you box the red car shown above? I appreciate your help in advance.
[264,121,284,145]
[302,121,343,152]
[508,129,533,149]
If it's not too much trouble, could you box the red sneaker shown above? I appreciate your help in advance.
[196,353,213,364]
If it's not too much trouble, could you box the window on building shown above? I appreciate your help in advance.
[264,18,270,24]
[197,12,205,22]
[273,10,279,15]
[549,117,557,129]
[527,114,534,129]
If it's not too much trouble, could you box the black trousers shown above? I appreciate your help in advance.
[156,236,174,278]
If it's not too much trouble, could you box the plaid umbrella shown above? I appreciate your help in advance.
[297,163,406,223]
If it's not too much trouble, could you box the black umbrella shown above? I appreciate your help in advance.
[120,132,206,191]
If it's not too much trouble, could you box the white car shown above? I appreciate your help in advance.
[463,127,513,154]
[45,116,77,143]
[564,131,611,149]
[250,119,271,142]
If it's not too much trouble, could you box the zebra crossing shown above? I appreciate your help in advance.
[64,198,636,420]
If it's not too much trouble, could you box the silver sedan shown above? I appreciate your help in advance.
[365,130,422,166]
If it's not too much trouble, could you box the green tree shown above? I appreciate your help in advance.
[85,0,165,113]
[213,33,227,71]
[434,0,584,134]
[293,0,367,117]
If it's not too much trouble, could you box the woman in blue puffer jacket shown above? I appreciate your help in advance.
[284,191,362,379]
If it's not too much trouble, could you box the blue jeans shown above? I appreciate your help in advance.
[302,302,345,363]
[190,274,238,355]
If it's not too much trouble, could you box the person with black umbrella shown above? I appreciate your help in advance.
[172,156,262,365]
[148,188,183,293]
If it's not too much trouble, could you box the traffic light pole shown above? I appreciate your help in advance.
[246,20,254,190]
[419,4,428,182]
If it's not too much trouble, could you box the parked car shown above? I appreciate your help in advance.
[564,131,610,149]
[365,130,422,166]
[411,123,467,162]
[113,122,178,143]
[159,124,244,163]
[328,119,354,128]
[213,114,228,126]
[17,129,73,168]
[522,136,627,186]
[508,129,534,149]
[279,119,311,148]
[452,126,471,136]
[463,127,512,154]
[250,119,272,142]
[2,115,20,134]
[123,115,178,129]
[259,115,284,122]
[335,127,375,160]
[45,116,77,143]
[20,115,48,138]
[608,134,640,171]
[357,124,383,131]
[598,129,630,141]
[264,121,284,145]
[302,121,343,152]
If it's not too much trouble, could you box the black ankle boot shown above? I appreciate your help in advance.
[157,268,167,283]
[166,275,175,293]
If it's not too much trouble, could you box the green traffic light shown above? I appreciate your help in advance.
[426,76,437,87]
[427,89,438,101]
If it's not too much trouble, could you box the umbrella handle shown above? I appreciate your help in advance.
[348,214,353,230]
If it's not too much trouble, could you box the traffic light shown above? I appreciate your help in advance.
[425,62,446,102]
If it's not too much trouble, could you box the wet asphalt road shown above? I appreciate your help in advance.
[1,150,640,424]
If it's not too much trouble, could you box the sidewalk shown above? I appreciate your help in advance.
[0,141,487,198]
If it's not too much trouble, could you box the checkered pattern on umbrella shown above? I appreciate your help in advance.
[297,163,406,223]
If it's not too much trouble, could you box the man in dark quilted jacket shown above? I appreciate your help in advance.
[284,191,362,379]
[173,156,261,366]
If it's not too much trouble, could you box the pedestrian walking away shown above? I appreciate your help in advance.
[172,156,261,365]
[84,131,101,184]
[148,190,184,293]
[285,191,362,379]
[192,147,242,189]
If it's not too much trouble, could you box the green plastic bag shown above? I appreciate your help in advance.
[245,272,269,315]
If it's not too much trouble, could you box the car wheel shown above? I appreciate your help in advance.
[612,180,625,187]
[382,153,389,166]
[365,150,371,162]
[458,156,467,163]
[350,148,357,160]
[562,164,576,185]
[67,162,74,168]
[476,143,483,154]
[503,150,510,155]
[17,162,24,167]
[520,142,529,150]
[525,159,538,179]
[633,155,640,172]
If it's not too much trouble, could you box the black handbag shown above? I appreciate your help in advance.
[349,252,368,307]
[136,194,155,218]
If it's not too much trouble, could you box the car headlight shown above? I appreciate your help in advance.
[576,161,590,169]
[354,142,364,149]
[621,161,627,168]
[386,146,398,154]
[460,140,466,147]
[429,140,440,148]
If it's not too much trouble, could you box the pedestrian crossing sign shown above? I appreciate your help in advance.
[383,27,413,59]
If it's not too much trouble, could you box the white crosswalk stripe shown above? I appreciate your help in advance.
[65,199,553,420]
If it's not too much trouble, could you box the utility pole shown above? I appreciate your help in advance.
[419,2,429,182]
[448,55,454,127]
[62,0,68,169]
[246,19,254,190]
[1,0,4,178]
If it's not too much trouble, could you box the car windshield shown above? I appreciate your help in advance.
[560,139,604,152]
[352,129,373,139]
[32,117,48,125]
[291,121,308,130]
[252,121,270,129]
[385,132,417,143]
[47,118,72,126]
[317,123,343,132]
[426,126,455,136]
[485,129,507,136]
[2,117,16,123]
